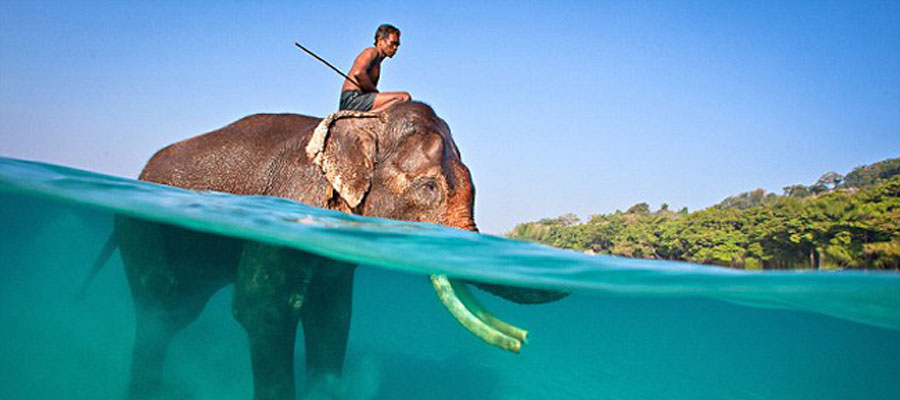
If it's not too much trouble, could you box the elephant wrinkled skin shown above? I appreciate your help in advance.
[105,102,567,400]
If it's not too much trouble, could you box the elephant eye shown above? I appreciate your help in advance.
[413,178,442,205]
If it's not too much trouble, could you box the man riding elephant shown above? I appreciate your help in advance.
[95,102,567,400]
[339,24,411,112]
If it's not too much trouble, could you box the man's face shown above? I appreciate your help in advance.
[378,33,400,58]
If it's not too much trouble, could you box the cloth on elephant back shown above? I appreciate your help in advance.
[306,110,387,208]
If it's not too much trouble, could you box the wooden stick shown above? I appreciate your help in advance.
[294,42,363,89]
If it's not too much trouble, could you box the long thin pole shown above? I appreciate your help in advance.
[294,42,362,88]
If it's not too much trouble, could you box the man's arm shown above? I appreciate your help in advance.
[347,48,379,92]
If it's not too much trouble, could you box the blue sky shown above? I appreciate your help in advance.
[1,1,898,234]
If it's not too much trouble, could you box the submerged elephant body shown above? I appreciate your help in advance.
[115,102,565,400]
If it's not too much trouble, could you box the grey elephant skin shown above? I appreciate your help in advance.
[106,102,565,400]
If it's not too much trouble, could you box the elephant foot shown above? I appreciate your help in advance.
[125,383,160,400]
[302,373,342,400]
[126,381,194,400]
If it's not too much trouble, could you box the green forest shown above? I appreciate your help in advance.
[508,158,900,270]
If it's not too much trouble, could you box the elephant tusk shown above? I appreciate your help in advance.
[448,279,529,343]
[430,275,522,353]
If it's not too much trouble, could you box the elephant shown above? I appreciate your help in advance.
[91,102,568,400]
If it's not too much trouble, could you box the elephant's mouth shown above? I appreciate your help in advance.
[430,275,528,353]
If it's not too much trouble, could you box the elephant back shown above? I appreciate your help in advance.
[139,113,323,199]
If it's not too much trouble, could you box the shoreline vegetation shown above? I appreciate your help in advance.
[507,158,900,270]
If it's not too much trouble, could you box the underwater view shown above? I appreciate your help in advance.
[2,157,899,399]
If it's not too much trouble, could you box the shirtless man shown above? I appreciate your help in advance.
[339,24,411,112]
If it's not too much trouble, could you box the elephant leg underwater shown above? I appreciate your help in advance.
[301,258,356,398]
[116,216,239,399]
[232,242,357,400]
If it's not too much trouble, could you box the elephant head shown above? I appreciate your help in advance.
[305,102,568,353]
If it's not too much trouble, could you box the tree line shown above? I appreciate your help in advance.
[507,158,900,270]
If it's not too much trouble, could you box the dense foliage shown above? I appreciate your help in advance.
[508,158,900,270]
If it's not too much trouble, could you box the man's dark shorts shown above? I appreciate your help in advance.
[339,90,376,111]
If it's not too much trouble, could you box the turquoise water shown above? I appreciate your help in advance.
[1,156,899,399]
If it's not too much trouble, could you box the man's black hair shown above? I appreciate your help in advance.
[374,24,400,45]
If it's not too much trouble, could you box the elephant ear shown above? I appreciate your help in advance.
[306,111,385,209]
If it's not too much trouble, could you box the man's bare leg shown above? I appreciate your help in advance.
[371,91,411,113]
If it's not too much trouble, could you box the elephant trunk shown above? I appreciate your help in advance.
[445,188,570,306]
[471,282,571,305]
[444,161,478,232]
[445,161,570,306]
